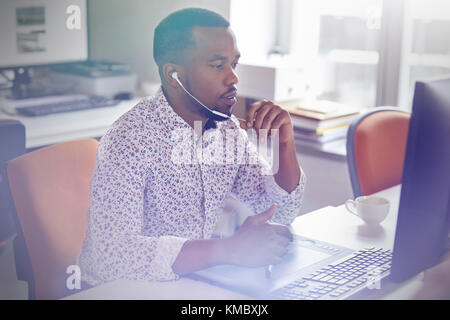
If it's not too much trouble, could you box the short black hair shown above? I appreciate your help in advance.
[153,8,230,73]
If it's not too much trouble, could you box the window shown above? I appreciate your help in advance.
[231,0,450,110]
[398,0,450,108]
[285,0,383,108]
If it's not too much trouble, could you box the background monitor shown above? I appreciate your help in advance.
[0,0,87,70]
[390,75,450,283]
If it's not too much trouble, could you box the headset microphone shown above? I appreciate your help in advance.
[172,72,235,122]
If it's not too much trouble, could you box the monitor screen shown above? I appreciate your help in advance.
[390,75,450,283]
[0,0,87,69]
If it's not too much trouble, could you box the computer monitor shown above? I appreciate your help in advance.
[0,0,88,98]
[390,75,450,283]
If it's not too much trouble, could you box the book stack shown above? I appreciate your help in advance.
[280,100,360,149]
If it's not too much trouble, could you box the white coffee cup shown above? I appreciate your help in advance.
[345,196,390,225]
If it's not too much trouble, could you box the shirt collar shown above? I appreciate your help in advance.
[154,86,219,133]
[154,86,191,131]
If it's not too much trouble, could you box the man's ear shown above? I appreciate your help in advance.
[162,63,181,88]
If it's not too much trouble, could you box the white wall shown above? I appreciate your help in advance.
[87,0,231,86]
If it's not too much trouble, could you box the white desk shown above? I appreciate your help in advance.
[292,185,424,299]
[291,185,402,252]
[64,184,425,300]
[0,98,141,149]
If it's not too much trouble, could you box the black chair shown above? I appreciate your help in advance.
[0,119,25,246]
[0,118,35,299]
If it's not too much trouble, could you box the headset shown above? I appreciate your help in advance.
[171,71,233,122]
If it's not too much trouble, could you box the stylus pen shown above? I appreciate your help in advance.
[265,264,273,279]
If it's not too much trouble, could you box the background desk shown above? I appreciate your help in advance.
[295,139,353,214]
[0,98,141,150]
[64,184,425,300]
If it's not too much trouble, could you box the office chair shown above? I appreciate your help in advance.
[7,138,98,299]
[346,107,410,197]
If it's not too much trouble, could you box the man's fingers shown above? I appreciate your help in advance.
[250,203,276,224]
[269,245,288,264]
[261,107,282,141]
[271,111,291,130]
[246,100,269,128]
[239,119,248,130]
[253,102,274,130]
[245,101,287,144]
[254,103,274,143]
[261,107,281,132]
[271,236,290,249]
[276,244,289,257]
[273,224,294,242]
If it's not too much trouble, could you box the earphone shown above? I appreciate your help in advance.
[171,71,232,122]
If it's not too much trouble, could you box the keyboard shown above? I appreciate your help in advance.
[14,96,120,116]
[267,247,392,300]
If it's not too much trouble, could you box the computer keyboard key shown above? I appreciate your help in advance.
[311,274,328,281]
[328,279,339,284]
[320,275,334,282]
[336,279,350,285]
[327,284,339,289]
[329,292,343,297]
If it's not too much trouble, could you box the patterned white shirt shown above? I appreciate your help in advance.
[77,88,306,286]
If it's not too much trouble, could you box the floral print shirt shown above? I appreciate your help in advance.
[77,88,306,286]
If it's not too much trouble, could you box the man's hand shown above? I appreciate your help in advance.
[240,100,294,144]
[172,205,292,275]
[225,204,293,267]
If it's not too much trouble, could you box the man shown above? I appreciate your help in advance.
[78,8,306,285]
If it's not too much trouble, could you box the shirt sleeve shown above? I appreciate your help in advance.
[77,125,188,286]
[231,129,307,225]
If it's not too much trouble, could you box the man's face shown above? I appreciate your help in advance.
[183,26,240,117]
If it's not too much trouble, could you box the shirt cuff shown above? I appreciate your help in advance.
[148,235,189,281]
[264,167,306,200]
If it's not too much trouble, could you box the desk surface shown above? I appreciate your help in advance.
[64,185,425,300]
[291,185,401,251]
[66,277,250,300]
[295,139,347,161]
[0,98,140,149]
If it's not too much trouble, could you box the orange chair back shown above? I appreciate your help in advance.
[347,109,410,197]
[7,138,98,299]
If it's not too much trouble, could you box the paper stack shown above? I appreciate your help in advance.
[280,100,360,149]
